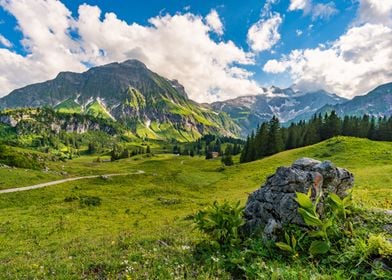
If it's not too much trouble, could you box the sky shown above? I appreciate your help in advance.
[0,0,391,103]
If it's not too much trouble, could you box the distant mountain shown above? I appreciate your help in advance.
[0,59,239,141]
[211,87,347,136]
[316,82,392,118]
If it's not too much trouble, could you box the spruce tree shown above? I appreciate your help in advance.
[255,122,269,158]
[267,116,284,155]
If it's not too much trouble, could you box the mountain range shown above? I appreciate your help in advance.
[210,87,347,136]
[0,59,391,139]
[316,82,392,118]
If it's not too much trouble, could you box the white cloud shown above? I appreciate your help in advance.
[0,34,12,48]
[0,0,86,97]
[296,29,303,36]
[262,0,279,16]
[247,13,282,53]
[205,9,223,35]
[288,0,311,13]
[263,23,392,98]
[0,0,262,102]
[356,0,392,26]
[288,0,337,20]
[265,0,392,98]
[312,2,338,20]
[263,59,287,73]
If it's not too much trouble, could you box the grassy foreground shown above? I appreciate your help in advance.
[0,136,391,278]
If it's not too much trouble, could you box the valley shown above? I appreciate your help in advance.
[0,137,391,278]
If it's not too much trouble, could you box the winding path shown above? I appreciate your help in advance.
[0,170,145,194]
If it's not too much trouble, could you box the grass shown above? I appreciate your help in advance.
[0,136,391,278]
[54,99,82,114]
[137,120,202,142]
[85,100,113,120]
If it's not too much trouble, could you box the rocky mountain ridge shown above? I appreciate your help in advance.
[316,82,392,118]
[211,88,347,136]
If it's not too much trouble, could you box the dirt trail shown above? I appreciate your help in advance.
[0,170,145,194]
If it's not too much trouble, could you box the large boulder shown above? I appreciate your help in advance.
[243,158,354,239]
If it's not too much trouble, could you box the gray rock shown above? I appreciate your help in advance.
[243,158,354,238]
[383,224,392,234]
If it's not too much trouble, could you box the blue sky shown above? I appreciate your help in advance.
[0,0,391,102]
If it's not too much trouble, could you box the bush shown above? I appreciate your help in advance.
[221,155,234,166]
[79,196,102,207]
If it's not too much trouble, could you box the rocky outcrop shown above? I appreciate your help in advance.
[0,108,119,135]
[243,158,354,238]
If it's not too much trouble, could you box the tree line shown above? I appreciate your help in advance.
[240,111,392,163]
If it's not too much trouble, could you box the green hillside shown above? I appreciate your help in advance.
[85,100,114,120]
[0,137,390,278]
[54,98,82,114]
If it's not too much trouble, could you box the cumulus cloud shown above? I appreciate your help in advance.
[288,0,311,12]
[288,0,337,20]
[247,13,282,53]
[0,0,86,97]
[263,21,392,98]
[0,34,12,48]
[356,0,392,26]
[0,0,262,102]
[205,9,224,35]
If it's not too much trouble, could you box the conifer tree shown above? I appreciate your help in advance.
[266,116,284,155]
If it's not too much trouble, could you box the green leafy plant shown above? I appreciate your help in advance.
[328,192,354,236]
[194,200,244,248]
[328,192,352,219]
[275,230,305,258]
[296,189,332,255]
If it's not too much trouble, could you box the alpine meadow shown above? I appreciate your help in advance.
[0,1,391,279]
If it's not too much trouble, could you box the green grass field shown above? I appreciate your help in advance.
[0,136,391,278]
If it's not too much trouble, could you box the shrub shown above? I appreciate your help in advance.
[221,154,234,166]
[79,196,102,207]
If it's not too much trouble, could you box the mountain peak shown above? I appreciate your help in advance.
[120,59,147,68]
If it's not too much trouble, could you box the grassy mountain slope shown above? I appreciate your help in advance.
[0,136,390,277]
[54,98,82,114]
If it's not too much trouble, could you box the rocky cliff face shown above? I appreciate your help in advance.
[0,108,119,135]
[0,59,240,141]
[243,158,354,239]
